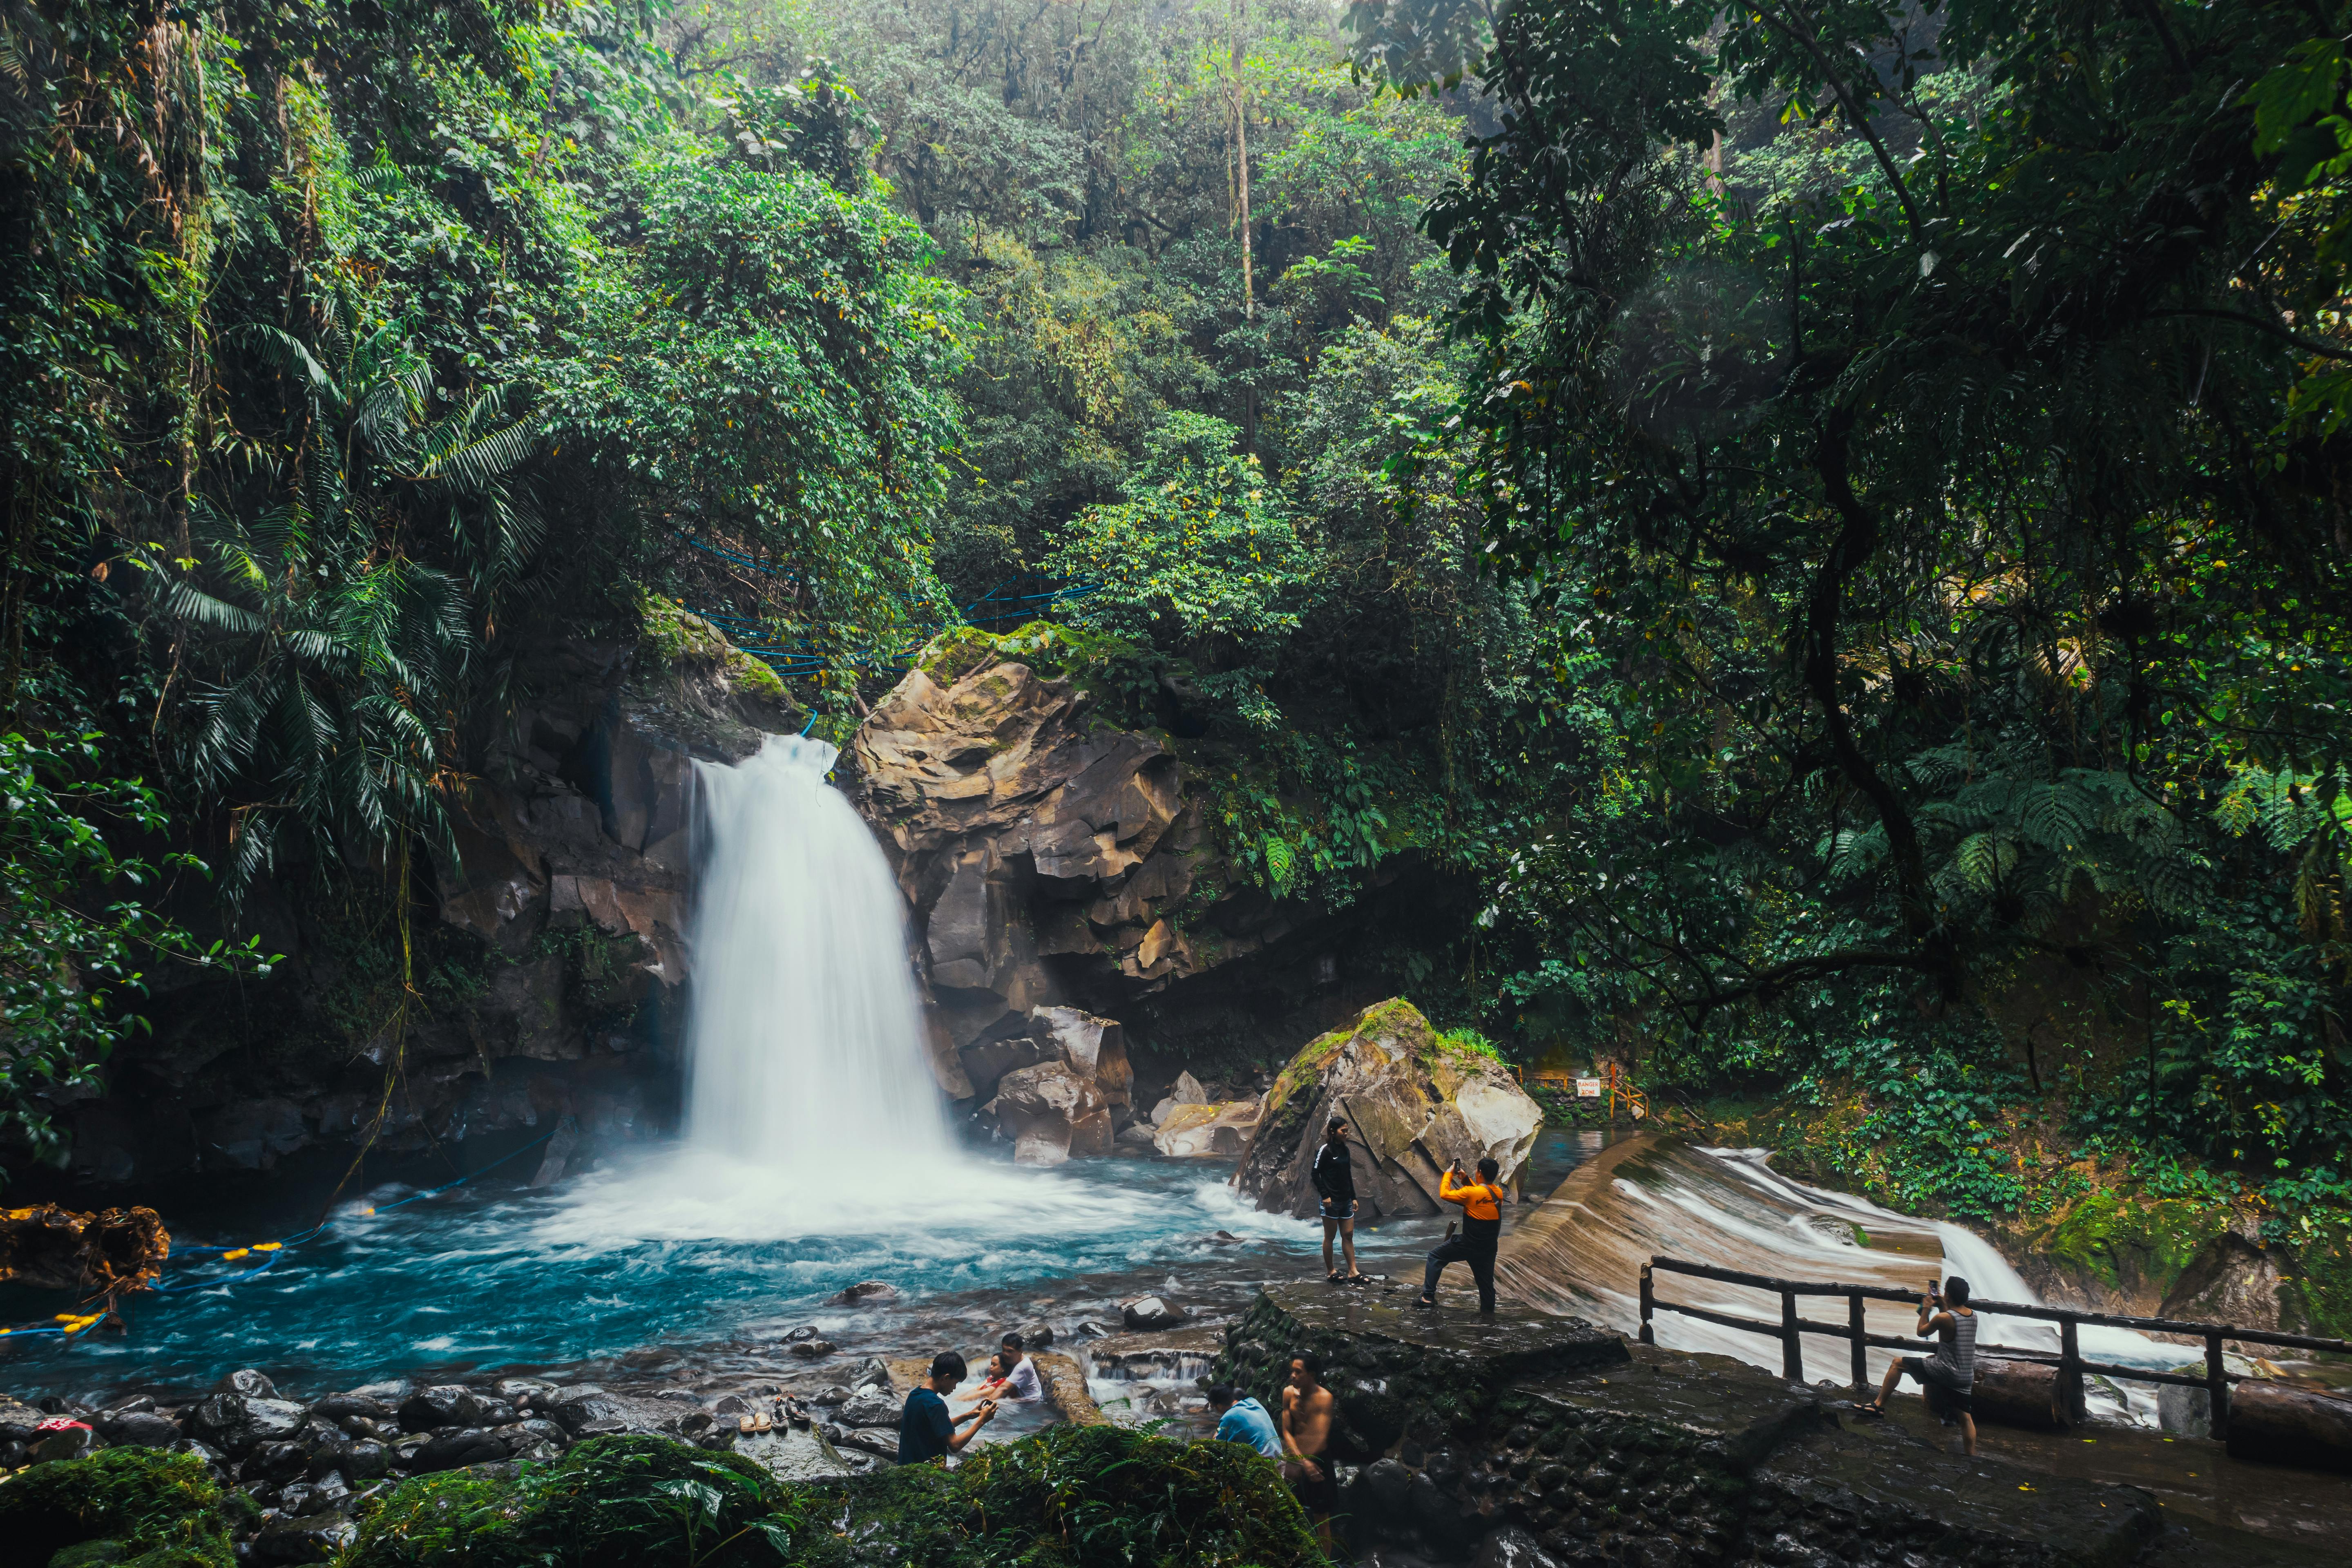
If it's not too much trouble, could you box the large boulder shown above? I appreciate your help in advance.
[1233,998,1543,1219]
[989,1061,1112,1165]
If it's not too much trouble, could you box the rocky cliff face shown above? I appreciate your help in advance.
[42,601,792,1190]
[838,626,1436,1112]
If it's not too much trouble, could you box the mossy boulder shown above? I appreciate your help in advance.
[1234,998,1543,1220]
[0,1448,234,1568]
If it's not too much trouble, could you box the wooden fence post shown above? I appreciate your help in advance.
[1781,1290,1803,1383]
[1847,1292,1868,1392]
[2205,1332,2229,1441]
[2059,1316,2084,1423]
[1639,1264,1655,1345]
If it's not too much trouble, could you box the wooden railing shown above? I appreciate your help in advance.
[1637,1255,2352,1439]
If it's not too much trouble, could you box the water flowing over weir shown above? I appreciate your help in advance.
[681,735,949,1168]
[1497,1135,2174,1425]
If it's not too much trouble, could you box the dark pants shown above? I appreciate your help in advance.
[1423,1234,1497,1310]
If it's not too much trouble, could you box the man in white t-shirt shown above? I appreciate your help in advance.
[998,1331,1043,1400]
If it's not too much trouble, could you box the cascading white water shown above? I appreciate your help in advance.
[683,735,951,1168]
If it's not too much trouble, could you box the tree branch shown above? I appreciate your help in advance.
[1759,4,1928,245]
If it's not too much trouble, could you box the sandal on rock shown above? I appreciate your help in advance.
[755,1413,774,1432]
[1414,1295,1435,1310]
[738,1414,757,1433]
[1343,1273,1371,1284]
[1327,1271,1344,1284]
[1849,1403,1885,1419]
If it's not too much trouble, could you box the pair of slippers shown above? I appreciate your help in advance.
[1327,1271,1370,1284]
[737,1412,776,1433]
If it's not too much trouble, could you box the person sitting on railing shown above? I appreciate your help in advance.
[1861,1275,1979,1455]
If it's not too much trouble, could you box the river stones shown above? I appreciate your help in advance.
[98,1408,181,1447]
[398,1384,488,1431]
[832,1395,892,1431]
[831,1279,900,1306]
[217,1367,280,1399]
[1121,1296,1187,1331]
[1151,1099,1262,1158]
[309,1392,394,1423]
[186,1392,309,1454]
[787,1339,837,1358]
[545,1386,628,1434]
[413,1427,508,1472]
[250,1509,355,1564]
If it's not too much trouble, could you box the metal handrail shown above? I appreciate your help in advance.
[1637,1253,2352,1439]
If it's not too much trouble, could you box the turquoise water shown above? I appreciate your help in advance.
[3,1130,1606,1403]
[0,1148,1338,1401]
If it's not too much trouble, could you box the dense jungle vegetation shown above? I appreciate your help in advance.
[2,0,2349,1315]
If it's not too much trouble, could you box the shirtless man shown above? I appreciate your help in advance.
[1278,1350,1338,1546]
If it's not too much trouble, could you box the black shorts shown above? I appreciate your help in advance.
[1897,1358,1974,1416]
[1284,1458,1340,1514]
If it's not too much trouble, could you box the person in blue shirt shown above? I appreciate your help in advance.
[1205,1383,1282,1458]
[898,1350,995,1464]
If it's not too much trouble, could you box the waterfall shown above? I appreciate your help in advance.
[682,735,951,1168]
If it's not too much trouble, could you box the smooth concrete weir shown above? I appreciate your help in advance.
[1213,1283,2330,1567]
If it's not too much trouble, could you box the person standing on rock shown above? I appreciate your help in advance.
[1417,1156,1505,1313]
[1862,1275,1979,1456]
[1278,1351,1339,1549]
[1313,1117,1367,1283]
[899,1350,995,1464]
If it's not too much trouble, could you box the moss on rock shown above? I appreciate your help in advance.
[0,1449,234,1568]
[636,591,787,701]
[2038,1190,2234,1301]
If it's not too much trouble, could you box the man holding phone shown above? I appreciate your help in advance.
[1862,1275,1979,1455]
[1417,1155,1505,1312]
[898,1349,997,1464]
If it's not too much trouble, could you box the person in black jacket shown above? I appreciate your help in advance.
[1312,1117,1367,1282]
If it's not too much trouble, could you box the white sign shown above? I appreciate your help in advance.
[1576,1077,1603,1098]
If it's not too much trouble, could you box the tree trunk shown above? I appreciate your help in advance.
[2227,1382,2352,1474]
[1969,1357,2070,1432]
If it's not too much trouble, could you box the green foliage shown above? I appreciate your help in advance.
[0,730,269,1181]
[346,1437,800,1568]
[951,1421,1322,1568]
[0,1447,235,1568]
[1436,1025,1503,1061]
[1049,412,1311,718]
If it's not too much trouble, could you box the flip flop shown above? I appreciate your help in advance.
[1849,1403,1886,1419]
[1342,1273,1371,1284]
[738,1414,757,1433]
[1327,1271,1344,1284]
[754,1413,773,1433]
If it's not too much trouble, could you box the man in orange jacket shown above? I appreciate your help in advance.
[1418,1156,1505,1312]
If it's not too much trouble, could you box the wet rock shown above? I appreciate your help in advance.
[309,1393,394,1423]
[306,1472,353,1515]
[413,1427,508,1472]
[787,1339,836,1359]
[1150,1072,1211,1126]
[712,1394,755,1416]
[476,1398,517,1427]
[1115,1121,1157,1146]
[1235,998,1543,1220]
[1152,1099,1262,1158]
[849,1356,896,1391]
[1014,1319,1055,1349]
[544,1387,627,1434]
[1076,1321,1111,1338]
[242,1441,310,1483]
[35,1424,105,1462]
[250,1510,354,1564]
[831,1280,900,1307]
[343,1439,390,1480]
[494,1378,556,1403]
[782,1325,819,1343]
[173,1436,225,1467]
[838,1392,899,1428]
[303,1434,353,1479]
[217,1368,281,1399]
[1032,1006,1133,1113]
[1472,1523,1561,1568]
[991,1060,1112,1165]
[398,1385,487,1432]
[98,1408,183,1447]
[621,1345,681,1370]
[827,1424,899,1461]
[187,1393,309,1455]
[1122,1296,1187,1331]
[811,1387,853,1406]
